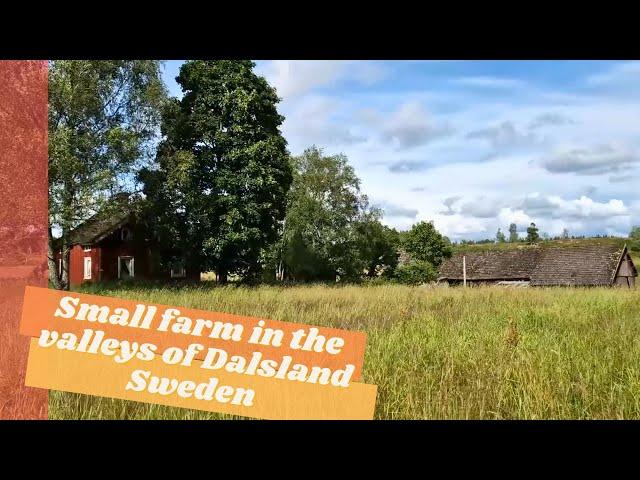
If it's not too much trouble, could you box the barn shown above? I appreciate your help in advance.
[53,200,198,286]
[438,244,637,288]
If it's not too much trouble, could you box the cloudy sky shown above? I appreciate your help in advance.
[162,60,640,241]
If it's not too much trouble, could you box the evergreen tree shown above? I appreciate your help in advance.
[526,222,540,244]
[508,223,519,242]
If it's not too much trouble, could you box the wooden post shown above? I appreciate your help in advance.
[463,255,467,287]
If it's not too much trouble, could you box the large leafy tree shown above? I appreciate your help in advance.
[140,61,292,283]
[48,60,166,289]
[402,220,452,267]
[354,210,399,277]
[272,146,369,282]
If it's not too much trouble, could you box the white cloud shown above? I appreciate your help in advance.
[374,200,418,219]
[467,121,541,150]
[528,113,576,130]
[387,160,431,173]
[539,143,637,175]
[433,214,488,238]
[257,60,387,100]
[439,196,462,215]
[422,189,633,240]
[586,61,640,87]
[377,101,453,150]
[609,173,639,183]
[520,193,629,220]
[282,95,366,151]
[452,76,526,89]
[458,196,504,218]
[497,208,534,229]
[351,62,387,86]
[258,61,347,99]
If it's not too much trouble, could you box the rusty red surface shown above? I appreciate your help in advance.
[0,60,48,419]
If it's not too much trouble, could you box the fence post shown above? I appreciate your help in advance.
[463,255,467,288]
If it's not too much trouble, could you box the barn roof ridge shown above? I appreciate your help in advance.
[438,243,635,286]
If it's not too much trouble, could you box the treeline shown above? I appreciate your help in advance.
[459,224,639,247]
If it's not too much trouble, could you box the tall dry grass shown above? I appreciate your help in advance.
[0,280,48,419]
[49,283,640,419]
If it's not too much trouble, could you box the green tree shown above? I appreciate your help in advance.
[496,228,506,243]
[629,226,640,252]
[274,146,368,282]
[48,60,166,289]
[354,210,400,277]
[508,223,519,242]
[403,220,452,267]
[141,61,292,283]
[526,222,540,244]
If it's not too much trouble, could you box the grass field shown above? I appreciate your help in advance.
[0,278,48,419]
[49,282,640,420]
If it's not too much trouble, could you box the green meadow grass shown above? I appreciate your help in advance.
[49,283,640,420]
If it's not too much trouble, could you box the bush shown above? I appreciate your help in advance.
[630,226,640,254]
[394,260,438,285]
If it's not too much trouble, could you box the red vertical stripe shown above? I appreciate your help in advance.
[0,60,49,419]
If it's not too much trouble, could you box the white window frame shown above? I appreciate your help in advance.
[83,244,92,252]
[83,257,92,280]
[117,256,135,279]
[171,265,186,278]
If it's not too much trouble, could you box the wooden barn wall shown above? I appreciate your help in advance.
[614,253,636,288]
[68,244,100,286]
[97,226,153,282]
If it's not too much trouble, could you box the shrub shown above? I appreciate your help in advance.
[394,260,438,285]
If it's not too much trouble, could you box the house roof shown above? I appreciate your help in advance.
[530,244,627,286]
[55,196,135,247]
[438,244,634,286]
[438,248,541,281]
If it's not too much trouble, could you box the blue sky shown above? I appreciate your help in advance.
[162,60,640,240]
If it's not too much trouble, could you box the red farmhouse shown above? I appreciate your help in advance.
[54,203,197,286]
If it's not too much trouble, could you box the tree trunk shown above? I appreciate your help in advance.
[58,181,74,290]
[47,226,62,289]
[276,260,284,282]
[60,240,70,290]
[217,267,228,285]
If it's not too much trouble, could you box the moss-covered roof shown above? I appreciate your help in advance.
[54,195,135,247]
[439,243,634,286]
[439,248,541,281]
[530,245,627,286]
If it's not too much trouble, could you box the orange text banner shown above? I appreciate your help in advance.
[20,286,367,379]
[25,339,377,420]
